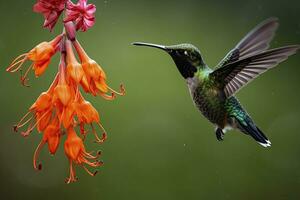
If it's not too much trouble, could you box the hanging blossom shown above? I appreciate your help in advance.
[65,0,96,32]
[33,0,67,31]
[7,0,125,184]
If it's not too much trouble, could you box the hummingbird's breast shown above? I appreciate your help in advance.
[187,77,227,127]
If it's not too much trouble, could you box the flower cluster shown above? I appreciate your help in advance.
[6,0,124,184]
[33,0,96,32]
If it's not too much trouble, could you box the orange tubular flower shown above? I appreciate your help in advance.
[64,127,103,183]
[72,39,125,99]
[66,39,84,84]
[14,74,59,136]
[53,57,73,107]
[33,117,61,170]
[6,35,62,86]
[75,93,107,143]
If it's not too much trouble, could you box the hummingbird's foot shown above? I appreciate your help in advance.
[215,128,224,141]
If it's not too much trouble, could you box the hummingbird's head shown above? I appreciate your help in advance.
[133,42,205,79]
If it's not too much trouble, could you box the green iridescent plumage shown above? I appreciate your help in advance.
[133,18,299,147]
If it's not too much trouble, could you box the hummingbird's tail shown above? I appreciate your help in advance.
[236,118,271,147]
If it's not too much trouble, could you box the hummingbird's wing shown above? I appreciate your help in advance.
[210,45,299,98]
[215,18,279,69]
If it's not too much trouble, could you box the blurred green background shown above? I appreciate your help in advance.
[0,0,300,199]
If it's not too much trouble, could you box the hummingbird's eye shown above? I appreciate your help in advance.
[184,51,189,56]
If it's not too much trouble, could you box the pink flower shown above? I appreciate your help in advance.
[33,0,67,31]
[65,0,96,32]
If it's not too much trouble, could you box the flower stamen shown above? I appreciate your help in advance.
[17,116,34,130]
[33,140,45,171]
[83,150,101,159]
[99,92,116,100]
[14,111,33,132]
[91,123,107,144]
[6,54,28,72]
[20,63,33,87]
[23,109,52,136]
[66,160,77,184]
[82,165,98,177]
[107,84,126,96]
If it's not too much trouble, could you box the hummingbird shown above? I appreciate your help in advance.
[133,18,299,147]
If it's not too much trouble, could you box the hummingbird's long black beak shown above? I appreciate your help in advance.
[132,42,168,51]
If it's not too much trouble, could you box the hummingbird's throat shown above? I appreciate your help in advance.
[172,56,197,79]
